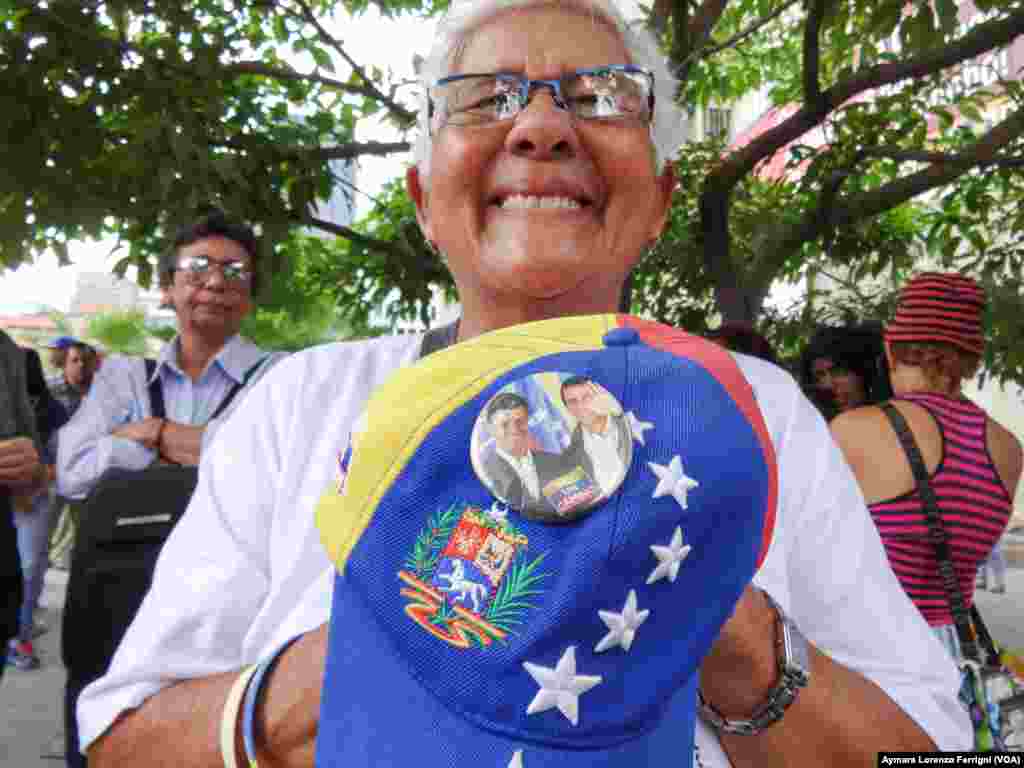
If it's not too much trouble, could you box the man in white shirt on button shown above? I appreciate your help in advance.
[560,375,630,498]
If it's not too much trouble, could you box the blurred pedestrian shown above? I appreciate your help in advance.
[8,348,68,670]
[976,544,1008,594]
[46,338,96,419]
[46,338,98,572]
[830,273,1022,659]
[0,329,45,685]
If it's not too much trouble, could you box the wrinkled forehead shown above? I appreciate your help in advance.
[445,3,629,76]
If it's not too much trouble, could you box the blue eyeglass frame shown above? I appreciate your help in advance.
[429,64,655,127]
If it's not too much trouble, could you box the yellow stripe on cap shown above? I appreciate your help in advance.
[316,314,616,573]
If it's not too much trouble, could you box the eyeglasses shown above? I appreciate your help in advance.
[174,255,252,288]
[428,65,655,133]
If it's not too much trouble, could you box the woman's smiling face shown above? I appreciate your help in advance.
[407,4,674,318]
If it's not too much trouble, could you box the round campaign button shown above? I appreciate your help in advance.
[470,373,632,524]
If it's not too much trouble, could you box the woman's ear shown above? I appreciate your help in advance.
[406,166,434,244]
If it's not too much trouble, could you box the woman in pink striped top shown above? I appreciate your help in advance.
[830,273,1022,659]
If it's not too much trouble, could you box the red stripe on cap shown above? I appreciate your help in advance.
[618,315,777,569]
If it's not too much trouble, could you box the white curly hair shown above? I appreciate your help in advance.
[412,0,688,185]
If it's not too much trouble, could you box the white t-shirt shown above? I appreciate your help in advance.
[77,338,971,762]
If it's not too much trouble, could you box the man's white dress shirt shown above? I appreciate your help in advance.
[57,334,284,500]
[76,338,971,762]
[494,445,542,501]
[580,417,624,496]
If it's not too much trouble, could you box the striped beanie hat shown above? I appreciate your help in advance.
[884,272,985,355]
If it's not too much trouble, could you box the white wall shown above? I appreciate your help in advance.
[964,378,1024,525]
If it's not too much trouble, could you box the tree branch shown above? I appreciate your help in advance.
[672,0,731,86]
[716,8,1024,191]
[286,0,416,127]
[301,216,412,260]
[210,137,410,161]
[697,0,802,60]
[803,0,827,106]
[698,7,1024,322]
[759,105,1024,263]
[861,148,1024,168]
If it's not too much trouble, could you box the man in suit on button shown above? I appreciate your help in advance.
[482,392,566,516]
[561,376,630,499]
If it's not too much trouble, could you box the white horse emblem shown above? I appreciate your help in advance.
[437,559,488,613]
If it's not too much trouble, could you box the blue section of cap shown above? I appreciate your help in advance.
[601,327,639,347]
[317,569,699,766]
[318,340,768,763]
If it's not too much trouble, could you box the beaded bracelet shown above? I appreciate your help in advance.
[241,635,303,767]
[220,665,258,768]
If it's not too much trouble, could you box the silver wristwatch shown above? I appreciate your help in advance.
[697,590,811,736]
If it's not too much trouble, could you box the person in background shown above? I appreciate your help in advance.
[56,209,287,768]
[0,329,45,686]
[7,347,68,670]
[57,210,285,494]
[47,338,96,420]
[706,323,779,366]
[46,338,98,572]
[800,323,890,421]
[82,3,966,766]
[976,544,1008,594]
[831,273,1022,659]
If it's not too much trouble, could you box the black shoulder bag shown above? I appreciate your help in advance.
[62,356,267,680]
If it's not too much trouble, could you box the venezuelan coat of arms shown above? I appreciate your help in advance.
[398,503,549,649]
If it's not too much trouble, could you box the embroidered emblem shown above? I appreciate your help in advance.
[509,751,524,768]
[646,526,691,585]
[398,503,549,649]
[626,411,654,445]
[523,645,602,726]
[648,455,700,510]
[594,589,650,653]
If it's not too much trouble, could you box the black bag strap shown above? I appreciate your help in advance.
[419,319,460,360]
[145,356,267,423]
[210,356,268,421]
[879,402,980,660]
[144,359,165,420]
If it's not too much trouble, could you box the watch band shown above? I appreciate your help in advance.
[697,589,811,736]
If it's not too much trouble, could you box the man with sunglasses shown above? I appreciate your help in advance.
[57,210,284,491]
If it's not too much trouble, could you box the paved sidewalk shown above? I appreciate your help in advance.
[1,567,68,767]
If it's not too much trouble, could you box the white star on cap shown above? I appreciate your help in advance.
[627,411,654,445]
[595,589,650,653]
[646,526,691,585]
[648,455,699,510]
[508,750,524,768]
[523,646,602,726]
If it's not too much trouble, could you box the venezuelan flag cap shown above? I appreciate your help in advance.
[315,314,777,768]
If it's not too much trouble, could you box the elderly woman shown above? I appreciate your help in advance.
[831,273,1022,659]
[83,2,966,766]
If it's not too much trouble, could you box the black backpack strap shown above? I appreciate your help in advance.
[879,402,979,660]
[209,356,268,421]
[144,359,165,420]
[419,320,460,360]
